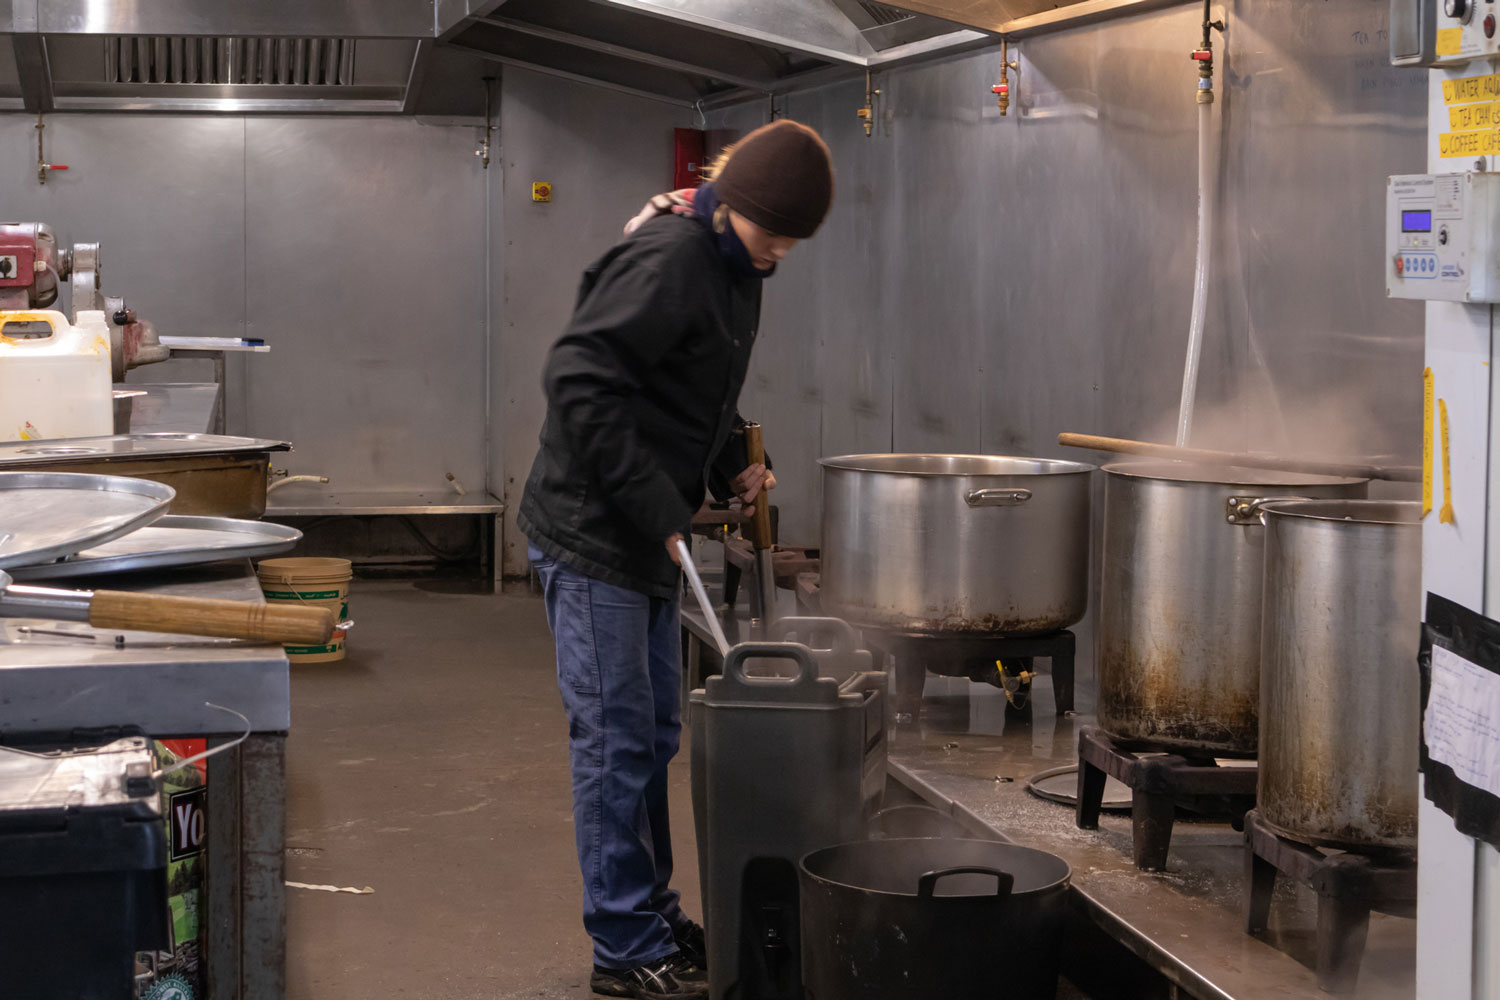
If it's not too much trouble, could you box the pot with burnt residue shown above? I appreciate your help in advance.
[1256,499,1421,850]
[1096,462,1367,756]
[818,454,1094,637]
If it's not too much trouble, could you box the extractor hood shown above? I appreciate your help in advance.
[0,0,436,113]
[1,0,1168,113]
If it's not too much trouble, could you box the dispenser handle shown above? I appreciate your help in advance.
[721,641,819,689]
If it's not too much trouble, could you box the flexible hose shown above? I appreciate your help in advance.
[1175,99,1217,448]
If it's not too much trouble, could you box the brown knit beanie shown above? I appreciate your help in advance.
[714,120,834,240]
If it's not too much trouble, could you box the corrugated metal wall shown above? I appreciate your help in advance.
[712,0,1426,548]
[0,114,490,493]
[0,0,1426,584]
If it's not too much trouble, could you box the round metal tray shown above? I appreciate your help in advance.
[8,516,302,580]
[0,472,175,570]
[1025,764,1133,811]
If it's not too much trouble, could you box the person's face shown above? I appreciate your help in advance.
[728,210,799,271]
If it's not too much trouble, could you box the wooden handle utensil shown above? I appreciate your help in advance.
[743,422,774,550]
[1057,432,1421,483]
[89,591,337,645]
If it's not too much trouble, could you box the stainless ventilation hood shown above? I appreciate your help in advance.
[0,0,436,113]
[437,0,1183,109]
[1,0,1175,114]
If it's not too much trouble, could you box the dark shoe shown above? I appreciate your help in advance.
[591,955,708,1000]
[667,950,706,985]
[672,919,707,969]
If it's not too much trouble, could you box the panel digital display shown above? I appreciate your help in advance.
[1402,209,1433,233]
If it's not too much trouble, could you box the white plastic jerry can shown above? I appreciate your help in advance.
[0,310,114,442]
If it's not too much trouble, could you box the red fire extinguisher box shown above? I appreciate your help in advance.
[674,128,706,189]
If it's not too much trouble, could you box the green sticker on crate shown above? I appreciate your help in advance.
[261,589,342,600]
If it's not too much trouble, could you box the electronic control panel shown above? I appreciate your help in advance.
[1387,172,1500,301]
[1391,0,1500,67]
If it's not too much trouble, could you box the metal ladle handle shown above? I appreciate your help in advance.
[677,539,729,657]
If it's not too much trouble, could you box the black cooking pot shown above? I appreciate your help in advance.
[799,838,1070,1000]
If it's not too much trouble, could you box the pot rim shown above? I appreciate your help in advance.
[1102,459,1366,487]
[819,453,1096,477]
[799,837,1072,896]
[1258,498,1422,526]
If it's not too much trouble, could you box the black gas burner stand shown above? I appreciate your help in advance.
[1243,809,1417,995]
[863,629,1076,719]
[1075,726,1258,871]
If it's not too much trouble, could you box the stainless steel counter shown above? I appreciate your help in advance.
[0,560,290,1000]
[680,607,1417,1000]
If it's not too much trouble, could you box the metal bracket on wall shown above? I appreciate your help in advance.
[476,75,496,168]
[35,116,69,186]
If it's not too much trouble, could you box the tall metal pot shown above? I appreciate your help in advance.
[1097,462,1367,755]
[1256,499,1421,850]
[819,454,1094,636]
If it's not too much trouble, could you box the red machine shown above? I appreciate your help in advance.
[0,222,168,378]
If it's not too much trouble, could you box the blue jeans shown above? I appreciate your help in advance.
[528,545,687,970]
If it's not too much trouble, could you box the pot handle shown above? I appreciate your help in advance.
[1225,494,1308,526]
[917,866,1015,899]
[965,488,1032,508]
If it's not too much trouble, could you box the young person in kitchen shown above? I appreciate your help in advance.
[517,120,834,1000]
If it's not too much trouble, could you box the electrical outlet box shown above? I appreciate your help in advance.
[1387,172,1500,302]
[1390,0,1500,67]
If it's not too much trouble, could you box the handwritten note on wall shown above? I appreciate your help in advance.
[1426,645,1500,798]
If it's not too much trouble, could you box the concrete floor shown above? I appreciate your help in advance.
[284,580,701,1000]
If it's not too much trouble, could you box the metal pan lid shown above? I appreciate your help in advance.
[820,453,1096,476]
[7,515,302,580]
[0,472,175,569]
[0,433,291,467]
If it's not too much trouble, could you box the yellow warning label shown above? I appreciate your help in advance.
[1422,367,1433,520]
[1450,101,1500,130]
[1439,129,1500,158]
[1437,28,1465,57]
[1439,398,1456,525]
[1443,72,1500,104]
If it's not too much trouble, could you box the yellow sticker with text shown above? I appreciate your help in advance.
[1437,28,1464,57]
[1443,72,1500,104]
[1422,367,1433,519]
[1439,129,1500,157]
[1450,101,1500,130]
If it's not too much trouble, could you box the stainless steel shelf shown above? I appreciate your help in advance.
[265,490,504,517]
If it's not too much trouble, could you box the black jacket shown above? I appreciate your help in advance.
[517,213,762,598]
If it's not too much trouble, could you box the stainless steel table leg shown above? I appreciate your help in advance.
[206,738,243,1000]
[240,733,286,999]
[210,352,227,435]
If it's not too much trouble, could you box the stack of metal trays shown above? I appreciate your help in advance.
[0,471,300,579]
[0,434,292,518]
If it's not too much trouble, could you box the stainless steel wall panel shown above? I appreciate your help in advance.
[703,0,1423,557]
[0,114,247,338]
[242,117,487,494]
[498,68,690,572]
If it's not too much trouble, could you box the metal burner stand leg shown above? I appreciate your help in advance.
[1050,631,1075,714]
[1131,789,1177,872]
[1245,844,1278,936]
[1316,892,1372,995]
[1076,754,1107,830]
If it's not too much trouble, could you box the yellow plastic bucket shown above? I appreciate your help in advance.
[256,557,351,663]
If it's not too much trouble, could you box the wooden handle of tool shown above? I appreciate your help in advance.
[89,591,337,645]
[1057,432,1421,483]
[743,422,774,551]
